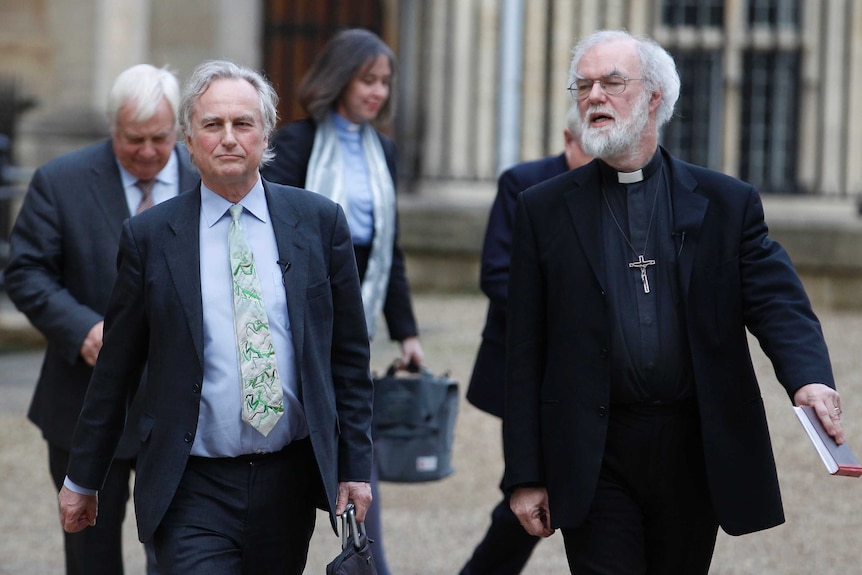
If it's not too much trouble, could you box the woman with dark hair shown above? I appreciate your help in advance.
[262,28,423,575]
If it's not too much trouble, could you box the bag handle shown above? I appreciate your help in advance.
[384,358,420,377]
[384,358,450,379]
[340,503,368,551]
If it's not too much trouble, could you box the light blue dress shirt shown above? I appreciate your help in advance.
[194,178,308,456]
[333,112,375,246]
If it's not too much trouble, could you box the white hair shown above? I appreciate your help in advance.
[107,64,180,131]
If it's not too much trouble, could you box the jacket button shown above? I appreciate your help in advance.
[600,348,609,359]
[184,432,194,443]
[192,383,201,394]
[598,406,607,417]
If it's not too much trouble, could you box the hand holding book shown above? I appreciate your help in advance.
[794,405,862,477]
[792,383,845,445]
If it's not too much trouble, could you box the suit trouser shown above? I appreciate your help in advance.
[561,401,719,575]
[49,444,159,575]
[152,438,317,575]
[364,457,394,575]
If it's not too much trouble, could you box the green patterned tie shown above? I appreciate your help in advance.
[229,204,283,436]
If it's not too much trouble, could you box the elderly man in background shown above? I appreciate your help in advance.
[5,63,196,575]
[460,105,590,575]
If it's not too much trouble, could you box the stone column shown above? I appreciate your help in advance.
[215,0,263,68]
[422,0,450,177]
[92,0,150,114]
[845,3,862,196]
[820,0,849,195]
[475,0,499,180]
[449,0,478,178]
[797,0,823,194]
[520,0,548,164]
[721,0,744,178]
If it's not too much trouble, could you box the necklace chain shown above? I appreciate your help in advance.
[601,164,662,259]
[601,164,663,294]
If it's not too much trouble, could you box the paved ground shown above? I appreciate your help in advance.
[2,292,862,574]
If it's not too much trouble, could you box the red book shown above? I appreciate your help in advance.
[793,406,862,477]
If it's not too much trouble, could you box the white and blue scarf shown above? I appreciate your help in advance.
[305,115,395,339]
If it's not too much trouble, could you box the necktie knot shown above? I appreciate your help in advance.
[229,203,243,223]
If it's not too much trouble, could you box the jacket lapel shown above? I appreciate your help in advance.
[264,181,308,364]
[164,189,205,368]
[88,141,131,243]
[667,154,708,298]
[564,164,607,293]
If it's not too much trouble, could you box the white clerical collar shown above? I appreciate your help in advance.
[617,169,644,184]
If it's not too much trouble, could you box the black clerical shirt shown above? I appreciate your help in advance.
[599,149,694,404]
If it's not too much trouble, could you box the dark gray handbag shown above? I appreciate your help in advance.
[372,361,459,482]
[325,503,377,575]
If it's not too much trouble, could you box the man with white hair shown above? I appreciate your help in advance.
[6,63,197,575]
[503,29,843,573]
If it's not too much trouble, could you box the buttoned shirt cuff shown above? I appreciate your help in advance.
[63,476,98,496]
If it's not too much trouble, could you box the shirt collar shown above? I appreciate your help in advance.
[117,148,179,189]
[200,176,268,228]
[598,148,663,186]
[331,110,363,132]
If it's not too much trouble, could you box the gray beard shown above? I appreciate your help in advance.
[580,94,650,160]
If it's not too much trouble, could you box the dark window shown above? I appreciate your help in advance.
[661,50,723,170]
[740,50,801,193]
[662,0,724,27]
[747,0,800,27]
[659,1,725,168]
[661,0,803,193]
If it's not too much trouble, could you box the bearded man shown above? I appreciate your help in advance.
[502,29,844,574]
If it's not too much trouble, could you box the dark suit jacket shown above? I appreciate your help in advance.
[467,154,569,418]
[262,118,418,341]
[502,148,835,537]
[5,140,198,458]
[66,179,374,542]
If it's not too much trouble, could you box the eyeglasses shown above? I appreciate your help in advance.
[568,75,644,100]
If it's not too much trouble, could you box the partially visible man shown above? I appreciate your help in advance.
[504,29,844,574]
[5,63,196,575]
[459,105,590,575]
[57,60,373,575]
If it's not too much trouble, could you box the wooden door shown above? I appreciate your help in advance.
[263,0,384,126]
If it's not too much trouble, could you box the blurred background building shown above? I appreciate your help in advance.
[4,0,862,194]
[1,0,861,305]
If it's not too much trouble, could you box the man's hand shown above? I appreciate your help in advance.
[58,485,98,533]
[510,486,554,538]
[335,481,372,523]
[794,382,845,445]
[80,321,104,367]
[399,336,424,368]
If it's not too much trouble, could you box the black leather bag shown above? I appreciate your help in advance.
[372,361,459,482]
[326,503,377,575]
